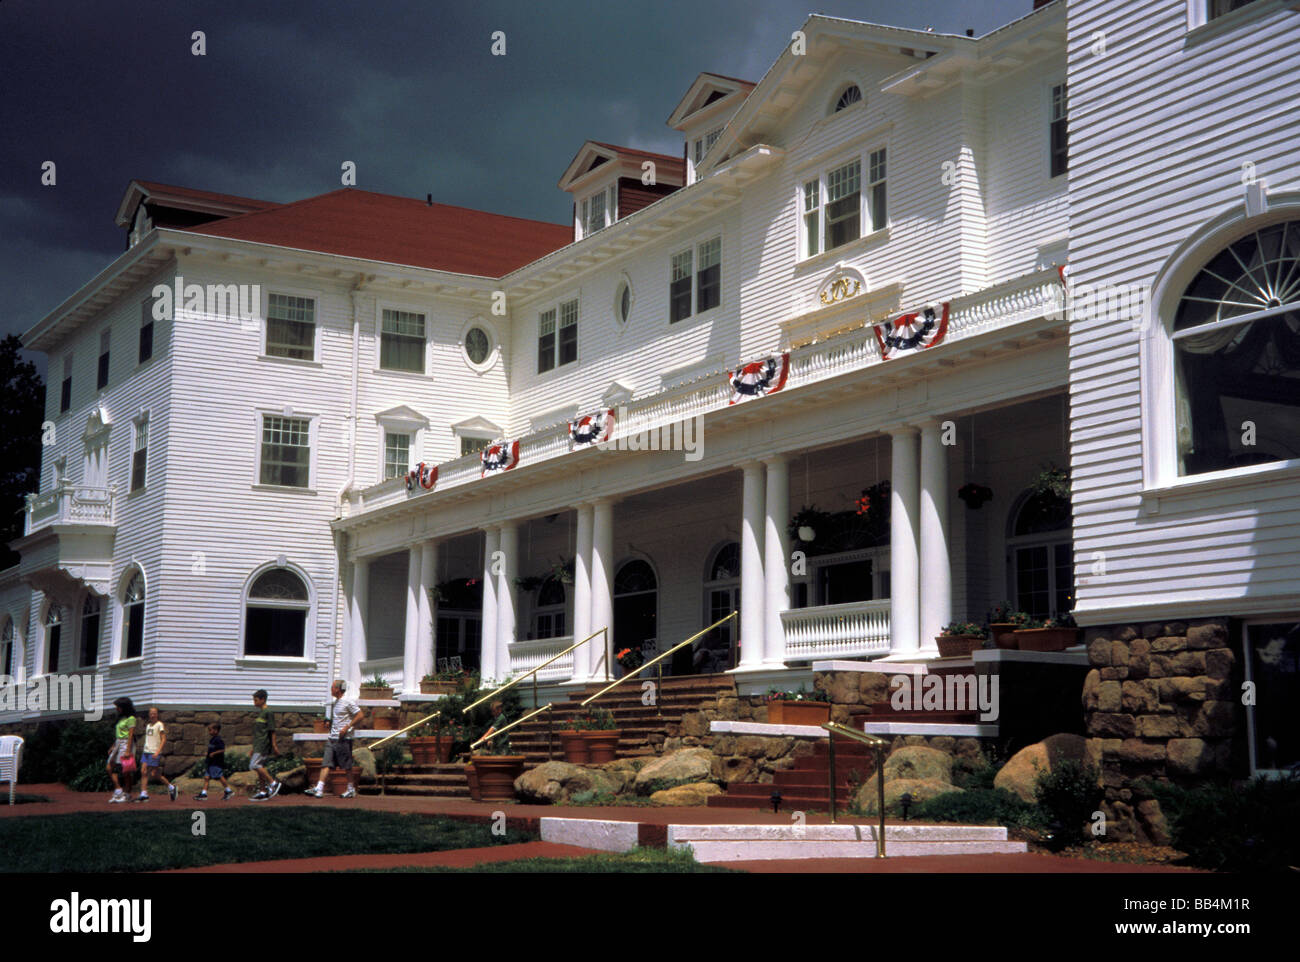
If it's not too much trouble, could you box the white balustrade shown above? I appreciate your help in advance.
[24,484,116,534]
[781,599,892,660]
[508,636,576,683]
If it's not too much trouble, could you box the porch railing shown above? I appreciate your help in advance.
[24,484,117,534]
[508,635,577,683]
[781,599,891,661]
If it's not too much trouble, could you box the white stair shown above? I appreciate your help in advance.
[667,823,1028,861]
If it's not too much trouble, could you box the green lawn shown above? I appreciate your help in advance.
[348,846,738,873]
[0,809,534,873]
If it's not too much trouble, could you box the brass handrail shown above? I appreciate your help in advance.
[366,709,442,753]
[469,703,552,750]
[579,611,738,707]
[821,721,888,858]
[463,626,609,715]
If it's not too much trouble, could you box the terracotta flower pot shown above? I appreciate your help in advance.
[990,623,1020,650]
[766,701,831,726]
[467,764,479,801]
[371,711,397,731]
[311,719,329,734]
[470,755,524,801]
[583,730,621,764]
[936,634,984,658]
[558,730,590,765]
[420,680,460,695]
[304,757,322,784]
[1015,627,1080,652]
[359,686,394,700]
[326,767,361,795]
[409,734,456,766]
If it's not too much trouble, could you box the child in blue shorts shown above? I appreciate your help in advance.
[194,722,233,801]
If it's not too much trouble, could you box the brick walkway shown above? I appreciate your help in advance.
[159,841,599,873]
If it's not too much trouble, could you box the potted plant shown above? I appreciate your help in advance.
[310,713,329,734]
[370,707,397,731]
[616,645,645,679]
[303,754,359,795]
[420,668,468,695]
[557,712,591,764]
[468,736,525,802]
[987,602,1032,650]
[936,621,988,658]
[408,718,459,765]
[957,483,993,509]
[764,687,832,725]
[1015,612,1080,652]
[359,674,394,700]
[581,707,621,764]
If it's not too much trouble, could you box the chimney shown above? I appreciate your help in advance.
[966,28,974,36]
[426,193,432,206]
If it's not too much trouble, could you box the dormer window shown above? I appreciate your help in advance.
[129,205,151,247]
[692,128,723,167]
[581,185,616,239]
[834,85,863,112]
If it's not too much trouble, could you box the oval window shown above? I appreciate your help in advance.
[615,280,632,325]
[464,326,490,365]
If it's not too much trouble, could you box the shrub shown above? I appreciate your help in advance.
[915,787,1044,829]
[19,720,117,785]
[1150,775,1300,872]
[1034,759,1103,846]
[68,763,114,793]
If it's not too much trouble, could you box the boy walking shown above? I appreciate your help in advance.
[194,722,233,801]
[305,679,362,798]
[250,689,282,800]
[136,706,178,802]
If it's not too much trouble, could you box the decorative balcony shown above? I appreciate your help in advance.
[508,635,576,684]
[24,483,117,536]
[780,599,892,661]
[347,266,1065,516]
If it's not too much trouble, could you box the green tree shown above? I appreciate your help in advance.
[0,335,44,569]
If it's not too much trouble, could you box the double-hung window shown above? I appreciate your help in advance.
[384,431,411,480]
[669,236,723,323]
[131,417,148,492]
[868,149,887,232]
[97,330,111,390]
[380,308,426,373]
[266,293,316,360]
[1208,0,1260,19]
[801,151,886,259]
[825,160,862,249]
[1050,83,1068,178]
[59,356,72,413]
[139,298,154,363]
[580,186,616,238]
[538,298,578,373]
[260,415,311,488]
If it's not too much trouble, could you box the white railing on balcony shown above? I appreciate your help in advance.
[781,599,892,661]
[508,635,576,683]
[24,484,117,534]
[348,267,1065,516]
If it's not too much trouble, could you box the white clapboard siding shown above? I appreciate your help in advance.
[1067,0,1300,620]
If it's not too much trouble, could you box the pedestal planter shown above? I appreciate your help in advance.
[359,686,394,701]
[1015,627,1080,652]
[936,634,984,658]
[558,730,590,764]
[419,680,459,695]
[766,701,832,726]
[469,756,524,801]
[409,734,456,766]
[584,730,621,764]
[990,623,1020,650]
[371,710,397,731]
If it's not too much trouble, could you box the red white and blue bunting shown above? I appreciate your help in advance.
[404,462,438,492]
[569,409,615,448]
[728,352,790,405]
[1058,263,1070,291]
[480,440,520,476]
[873,302,950,361]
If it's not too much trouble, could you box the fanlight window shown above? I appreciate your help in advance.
[614,560,657,595]
[1172,220,1300,476]
[534,576,566,639]
[245,568,310,657]
[708,543,741,582]
[834,85,863,112]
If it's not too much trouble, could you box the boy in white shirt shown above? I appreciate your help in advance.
[136,706,178,802]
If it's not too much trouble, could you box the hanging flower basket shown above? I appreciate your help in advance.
[957,483,993,509]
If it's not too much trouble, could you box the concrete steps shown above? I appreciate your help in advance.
[358,763,469,798]
[668,823,1028,861]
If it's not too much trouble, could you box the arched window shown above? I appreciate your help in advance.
[44,604,63,674]
[533,576,567,639]
[614,559,658,673]
[1,618,13,678]
[123,571,145,659]
[1007,490,1073,621]
[244,567,311,657]
[614,559,657,596]
[695,543,740,674]
[708,542,741,583]
[80,595,102,667]
[1172,219,1300,475]
[834,85,862,112]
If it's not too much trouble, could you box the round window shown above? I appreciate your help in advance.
[464,326,490,365]
[615,281,632,325]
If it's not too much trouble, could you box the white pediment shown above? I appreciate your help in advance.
[374,405,429,429]
[601,380,636,407]
[81,406,111,442]
[451,415,503,438]
[530,403,579,432]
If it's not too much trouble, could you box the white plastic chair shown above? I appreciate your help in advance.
[0,735,22,805]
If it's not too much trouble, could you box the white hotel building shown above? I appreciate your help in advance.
[2,1,1296,809]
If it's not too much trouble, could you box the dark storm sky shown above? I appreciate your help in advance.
[0,0,1033,372]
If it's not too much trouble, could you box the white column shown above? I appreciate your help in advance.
[738,461,766,670]
[345,558,368,691]
[763,457,790,666]
[480,527,500,683]
[890,429,921,656]
[572,502,594,682]
[403,545,422,692]
[919,421,952,655]
[496,521,519,682]
[589,498,614,681]
[417,540,437,682]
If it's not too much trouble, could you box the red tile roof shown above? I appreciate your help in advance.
[186,188,572,277]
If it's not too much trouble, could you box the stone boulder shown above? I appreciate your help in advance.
[882,745,953,782]
[855,778,962,814]
[173,770,261,798]
[649,782,723,806]
[353,747,377,781]
[513,762,621,804]
[993,733,1088,803]
[275,765,307,793]
[634,748,719,795]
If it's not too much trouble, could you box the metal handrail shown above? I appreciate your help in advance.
[821,721,888,857]
[366,710,441,753]
[463,626,609,760]
[470,703,552,751]
[579,611,738,707]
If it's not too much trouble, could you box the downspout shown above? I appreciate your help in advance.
[328,277,365,685]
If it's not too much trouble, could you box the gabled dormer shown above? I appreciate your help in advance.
[667,72,756,185]
[114,179,277,249]
[558,142,686,243]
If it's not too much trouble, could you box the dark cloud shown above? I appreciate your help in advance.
[0,0,1031,370]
